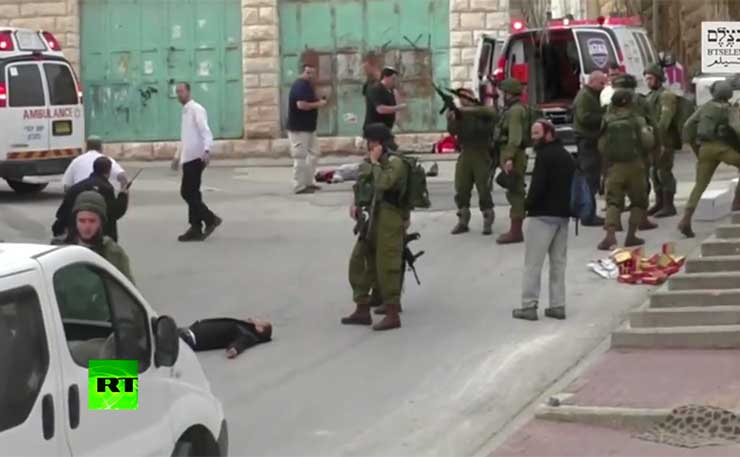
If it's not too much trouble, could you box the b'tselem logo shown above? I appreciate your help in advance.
[88,360,138,410]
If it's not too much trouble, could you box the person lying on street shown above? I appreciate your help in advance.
[179,317,273,359]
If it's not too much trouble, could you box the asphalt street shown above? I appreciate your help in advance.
[1,152,737,456]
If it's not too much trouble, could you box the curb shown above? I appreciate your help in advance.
[534,405,672,431]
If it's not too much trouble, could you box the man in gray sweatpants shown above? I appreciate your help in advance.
[513,120,575,321]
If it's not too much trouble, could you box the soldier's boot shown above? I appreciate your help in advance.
[482,209,495,236]
[374,303,403,315]
[451,208,471,235]
[341,304,372,326]
[732,186,740,211]
[638,215,658,231]
[512,307,538,321]
[647,192,664,216]
[654,192,677,218]
[373,303,401,331]
[678,208,696,239]
[597,227,618,251]
[496,217,524,244]
[624,223,645,247]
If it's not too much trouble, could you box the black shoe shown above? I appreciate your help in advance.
[308,184,322,191]
[203,216,223,240]
[544,307,566,320]
[178,226,204,242]
[581,215,605,227]
[512,308,538,321]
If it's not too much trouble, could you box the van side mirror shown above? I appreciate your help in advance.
[153,315,179,367]
[660,51,677,67]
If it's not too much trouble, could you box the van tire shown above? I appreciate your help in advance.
[172,426,220,457]
[5,180,48,194]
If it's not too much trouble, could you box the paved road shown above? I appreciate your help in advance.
[1,153,736,456]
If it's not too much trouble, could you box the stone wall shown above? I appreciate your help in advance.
[450,0,509,89]
[0,0,80,72]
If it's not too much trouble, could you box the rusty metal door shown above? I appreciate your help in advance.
[80,0,243,142]
[279,0,450,136]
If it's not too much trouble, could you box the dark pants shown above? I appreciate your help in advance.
[577,137,601,222]
[181,159,215,230]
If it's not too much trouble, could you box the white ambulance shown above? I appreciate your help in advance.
[0,243,228,456]
[0,28,84,194]
[473,16,687,151]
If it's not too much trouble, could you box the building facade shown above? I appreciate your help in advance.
[0,0,512,159]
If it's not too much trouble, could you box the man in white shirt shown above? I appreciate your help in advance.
[600,63,622,107]
[62,135,128,192]
[172,82,222,242]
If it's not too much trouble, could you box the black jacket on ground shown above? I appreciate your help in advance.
[52,174,128,241]
[525,139,576,218]
[183,318,272,356]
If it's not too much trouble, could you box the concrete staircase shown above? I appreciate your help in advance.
[612,211,740,349]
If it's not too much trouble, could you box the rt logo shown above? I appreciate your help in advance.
[88,360,139,410]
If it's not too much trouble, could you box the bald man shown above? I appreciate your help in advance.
[573,71,608,226]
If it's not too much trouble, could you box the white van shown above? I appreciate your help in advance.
[473,16,687,151]
[0,243,228,456]
[0,28,84,194]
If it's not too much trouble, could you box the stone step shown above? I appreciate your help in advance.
[611,324,740,349]
[733,212,740,224]
[668,272,740,291]
[630,306,740,328]
[650,289,740,308]
[700,237,740,257]
[685,255,740,273]
[716,224,740,239]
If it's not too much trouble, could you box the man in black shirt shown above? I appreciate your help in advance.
[180,318,272,359]
[364,66,406,129]
[287,63,327,194]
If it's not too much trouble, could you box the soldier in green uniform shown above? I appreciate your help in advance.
[608,74,658,231]
[597,89,651,250]
[678,81,740,238]
[644,63,679,217]
[342,123,408,331]
[494,78,528,244]
[448,88,498,235]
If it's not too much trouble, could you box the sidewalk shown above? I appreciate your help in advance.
[493,349,740,457]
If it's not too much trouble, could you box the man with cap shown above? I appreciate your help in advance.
[644,63,679,218]
[364,66,407,129]
[53,156,129,242]
[597,89,652,250]
[448,88,498,235]
[59,190,134,282]
[342,123,408,331]
[573,71,608,226]
[62,135,128,192]
[679,81,740,237]
[493,78,528,244]
[608,73,659,231]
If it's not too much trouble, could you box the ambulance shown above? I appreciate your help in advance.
[473,16,688,152]
[0,28,84,194]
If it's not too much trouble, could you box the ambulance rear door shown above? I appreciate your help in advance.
[41,61,84,154]
[3,61,49,159]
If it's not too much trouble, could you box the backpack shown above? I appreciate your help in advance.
[569,170,593,236]
[697,101,731,142]
[602,113,642,162]
[670,95,696,148]
[393,154,431,210]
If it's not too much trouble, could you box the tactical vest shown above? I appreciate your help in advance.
[698,101,734,143]
[602,112,644,162]
[457,107,497,151]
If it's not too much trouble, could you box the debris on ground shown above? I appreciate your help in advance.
[589,242,685,285]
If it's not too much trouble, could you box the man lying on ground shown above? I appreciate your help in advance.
[179,317,272,359]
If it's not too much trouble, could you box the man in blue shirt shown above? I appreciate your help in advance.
[287,64,327,194]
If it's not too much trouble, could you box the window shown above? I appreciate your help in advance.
[54,264,151,371]
[44,63,78,106]
[0,286,49,433]
[632,32,649,66]
[8,64,45,107]
[575,31,618,74]
[636,33,657,64]
[478,42,493,76]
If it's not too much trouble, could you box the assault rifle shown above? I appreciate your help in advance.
[432,82,483,119]
[404,232,425,285]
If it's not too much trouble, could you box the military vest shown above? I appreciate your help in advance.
[601,111,646,162]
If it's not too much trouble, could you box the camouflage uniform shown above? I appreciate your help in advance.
[678,81,740,238]
[573,84,604,225]
[494,78,528,244]
[448,105,498,235]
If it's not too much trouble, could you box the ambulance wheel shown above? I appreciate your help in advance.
[5,180,48,194]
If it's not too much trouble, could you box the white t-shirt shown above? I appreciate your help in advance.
[180,100,214,164]
[61,150,126,189]
[600,85,615,107]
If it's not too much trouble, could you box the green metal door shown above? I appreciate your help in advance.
[81,0,243,142]
[279,0,450,136]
